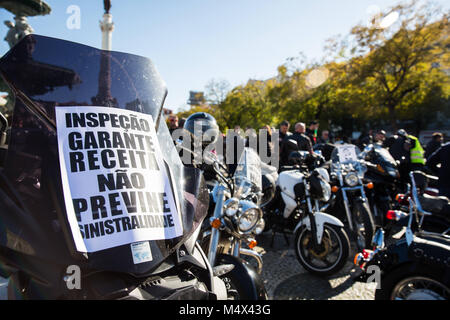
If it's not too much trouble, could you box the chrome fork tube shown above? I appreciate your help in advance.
[341,188,354,231]
[208,185,226,267]
[240,248,263,274]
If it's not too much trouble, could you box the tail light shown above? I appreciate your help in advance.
[386,210,408,221]
[395,193,409,205]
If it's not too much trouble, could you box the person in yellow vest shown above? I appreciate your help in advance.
[407,132,426,171]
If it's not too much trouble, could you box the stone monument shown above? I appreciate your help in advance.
[0,0,51,48]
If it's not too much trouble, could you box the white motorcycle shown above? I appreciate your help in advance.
[263,151,350,276]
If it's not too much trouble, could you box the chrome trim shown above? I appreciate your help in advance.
[240,248,263,274]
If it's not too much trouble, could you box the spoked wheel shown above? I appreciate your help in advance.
[294,224,350,276]
[352,201,375,251]
[390,277,450,300]
[376,264,450,300]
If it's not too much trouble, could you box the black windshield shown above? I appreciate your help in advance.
[0,35,208,277]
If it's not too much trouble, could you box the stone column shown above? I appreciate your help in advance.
[100,13,114,51]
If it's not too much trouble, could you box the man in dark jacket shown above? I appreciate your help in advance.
[278,120,291,147]
[426,142,450,198]
[425,132,443,159]
[305,120,319,145]
[280,122,312,167]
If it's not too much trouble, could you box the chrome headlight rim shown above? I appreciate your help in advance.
[254,218,266,235]
[344,172,359,187]
[237,200,262,233]
[224,197,240,217]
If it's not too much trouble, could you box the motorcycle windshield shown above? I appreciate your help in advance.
[331,144,361,165]
[372,144,397,167]
[233,147,262,197]
[0,35,209,276]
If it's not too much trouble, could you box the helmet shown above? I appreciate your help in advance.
[288,150,307,166]
[397,129,407,137]
[183,112,220,148]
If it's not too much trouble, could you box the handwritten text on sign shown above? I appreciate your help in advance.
[56,106,182,253]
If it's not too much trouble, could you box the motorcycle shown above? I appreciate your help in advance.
[354,171,450,300]
[359,143,404,228]
[0,35,231,300]
[327,144,376,250]
[194,147,268,300]
[383,171,450,238]
[263,150,350,276]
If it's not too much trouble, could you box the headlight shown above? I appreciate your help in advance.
[224,197,239,217]
[344,172,359,187]
[254,219,266,235]
[237,200,261,233]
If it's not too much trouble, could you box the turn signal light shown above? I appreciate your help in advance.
[211,218,222,229]
[366,182,374,189]
[354,253,363,266]
[248,240,257,249]
[331,186,339,193]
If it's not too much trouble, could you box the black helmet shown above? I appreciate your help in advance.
[288,150,307,166]
[183,112,220,148]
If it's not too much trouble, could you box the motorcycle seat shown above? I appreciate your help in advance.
[419,194,450,220]
[412,171,439,190]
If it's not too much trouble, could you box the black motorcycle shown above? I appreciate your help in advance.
[354,172,450,300]
[0,35,232,300]
[359,143,404,228]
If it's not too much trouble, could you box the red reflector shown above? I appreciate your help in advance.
[386,210,397,220]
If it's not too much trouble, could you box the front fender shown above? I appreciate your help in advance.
[216,254,267,300]
[294,212,344,243]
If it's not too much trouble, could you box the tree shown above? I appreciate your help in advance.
[346,0,449,130]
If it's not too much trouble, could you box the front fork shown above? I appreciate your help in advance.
[208,185,226,267]
[341,185,368,231]
[208,185,263,274]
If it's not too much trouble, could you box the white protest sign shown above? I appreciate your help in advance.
[336,144,358,163]
[55,106,182,253]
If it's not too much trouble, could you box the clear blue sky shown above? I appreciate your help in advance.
[1,0,448,112]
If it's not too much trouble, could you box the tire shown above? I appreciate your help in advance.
[294,224,350,276]
[216,255,266,300]
[375,263,450,300]
[352,200,376,250]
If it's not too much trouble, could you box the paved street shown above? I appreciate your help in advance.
[252,232,376,300]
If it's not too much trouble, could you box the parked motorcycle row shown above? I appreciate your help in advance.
[0,35,448,300]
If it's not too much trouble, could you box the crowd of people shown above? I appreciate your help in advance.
[167,113,449,198]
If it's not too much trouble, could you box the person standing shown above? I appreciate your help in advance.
[306,120,319,145]
[374,130,386,145]
[318,130,331,144]
[280,122,313,167]
[278,120,291,146]
[426,142,450,198]
[168,114,179,136]
[425,132,443,159]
